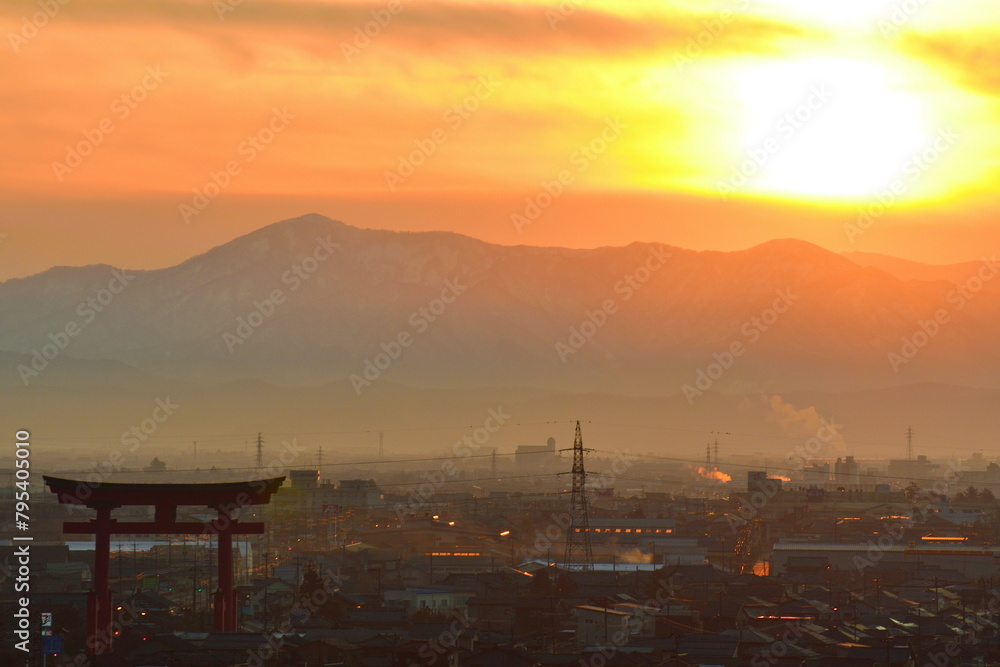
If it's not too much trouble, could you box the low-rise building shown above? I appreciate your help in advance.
[574,605,631,646]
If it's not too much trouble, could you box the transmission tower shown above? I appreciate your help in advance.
[561,421,593,570]
[713,439,719,468]
[255,432,264,470]
[906,425,914,461]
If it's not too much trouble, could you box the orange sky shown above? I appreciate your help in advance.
[0,0,998,279]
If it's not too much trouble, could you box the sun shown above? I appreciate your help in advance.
[723,56,939,204]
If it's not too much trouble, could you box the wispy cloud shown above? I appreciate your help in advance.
[0,0,813,57]
[902,31,1000,97]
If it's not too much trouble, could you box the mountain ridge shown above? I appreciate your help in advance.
[1,213,998,395]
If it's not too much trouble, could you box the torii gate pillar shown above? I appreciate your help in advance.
[44,476,285,655]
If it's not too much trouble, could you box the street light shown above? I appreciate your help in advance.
[500,530,513,567]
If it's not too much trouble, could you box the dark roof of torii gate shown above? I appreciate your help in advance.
[43,475,285,508]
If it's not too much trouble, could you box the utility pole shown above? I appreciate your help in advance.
[378,431,384,460]
[562,421,593,570]
[255,433,264,470]
[491,448,498,479]
[192,544,198,617]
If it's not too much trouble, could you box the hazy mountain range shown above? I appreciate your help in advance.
[3,213,999,467]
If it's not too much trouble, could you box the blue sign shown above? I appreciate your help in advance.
[42,636,63,655]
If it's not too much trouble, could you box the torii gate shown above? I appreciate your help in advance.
[43,475,285,655]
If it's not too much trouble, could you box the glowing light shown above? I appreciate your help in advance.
[426,552,481,557]
[921,536,968,542]
[695,467,732,483]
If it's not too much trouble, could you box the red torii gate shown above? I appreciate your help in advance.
[43,475,285,655]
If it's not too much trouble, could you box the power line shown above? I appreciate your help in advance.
[38,443,997,492]
[43,445,990,489]
[46,447,559,476]
[376,472,566,489]
[591,449,982,487]
[26,420,585,443]
[6,418,944,450]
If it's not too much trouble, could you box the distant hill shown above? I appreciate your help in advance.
[3,214,1000,464]
[842,251,997,286]
[2,214,1000,394]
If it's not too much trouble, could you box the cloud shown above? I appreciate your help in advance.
[902,31,1000,96]
[0,0,813,59]
[766,394,845,458]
